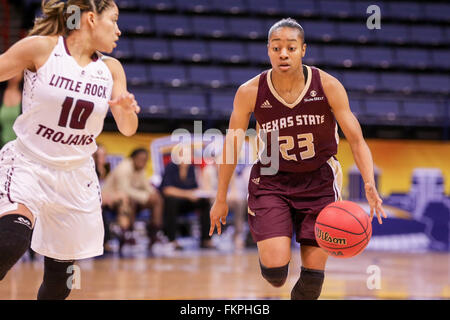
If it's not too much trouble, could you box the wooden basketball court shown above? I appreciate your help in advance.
[0,249,448,300]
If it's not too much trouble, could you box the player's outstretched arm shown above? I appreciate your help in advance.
[320,70,386,224]
[104,57,139,137]
[209,78,257,236]
[0,36,54,82]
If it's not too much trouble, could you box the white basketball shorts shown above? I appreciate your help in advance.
[0,140,104,260]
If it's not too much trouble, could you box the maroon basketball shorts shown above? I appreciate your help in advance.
[247,158,342,246]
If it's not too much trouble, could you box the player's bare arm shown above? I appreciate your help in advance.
[0,36,57,82]
[320,69,386,224]
[209,76,259,236]
[104,56,139,137]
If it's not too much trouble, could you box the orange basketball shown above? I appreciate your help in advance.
[314,201,372,258]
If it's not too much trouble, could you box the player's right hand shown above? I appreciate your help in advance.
[364,182,386,224]
[209,200,229,236]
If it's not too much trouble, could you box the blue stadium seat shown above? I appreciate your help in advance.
[188,66,227,88]
[248,0,282,15]
[133,90,169,117]
[210,91,235,119]
[112,38,133,59]
[171,40,209,62]
[118,13,152,34]
[343,71,378,92]
[149,65,188,87]
[431,50,450,69]
[328,70,343,82]
[247,42,269,65]
[228,18,265,39]
[417,74,449,94]
[349,98,365,118]
[301,21,337,42]
[264,18,281,35]
[116,0,140,10]
[395,48,430,69]
[424,3,450,22]
[168,92,209,118]
[379,73,417,93]
[192,16,228,38]
[385,2,422,21]
[174,0,213,13]
[210,0,247,14]
[323,46,358,67]
[154,15,192,36]
[375,24,409,44]
[358,47,394,68]
[402,100,442,123]
[410,25,445,45]
[133,38,171,61]
[281,0,318,17]
[227,67,262,87]
[318,0,353,18]
[123,64,149,85]
[139,0,175,11]
[209,41,247,64]
[303,44,324,66]
[353,1,387,18]
[364,99,400,121]
[337,22,377,43]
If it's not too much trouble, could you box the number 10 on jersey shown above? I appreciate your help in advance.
[58,97,94,130]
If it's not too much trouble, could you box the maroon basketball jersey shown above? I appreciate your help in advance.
[254,65,338,173]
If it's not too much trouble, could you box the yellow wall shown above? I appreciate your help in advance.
[337,139,450,196]
[96,132,166,177]
[97,133,450,197]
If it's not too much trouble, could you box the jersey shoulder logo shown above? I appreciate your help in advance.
[304,90,324,103]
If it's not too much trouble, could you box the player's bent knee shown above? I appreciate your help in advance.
[37,257,76,300]
[260,260,289,287]
[291,267,325,300]
[0,214,33,281]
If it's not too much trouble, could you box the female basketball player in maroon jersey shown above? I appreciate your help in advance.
[0,0,139,299]
[209,18,386,300]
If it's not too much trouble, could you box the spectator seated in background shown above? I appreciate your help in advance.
[102,148,164,251]
[93,145,132,254]
[201,161,251,250]
[0,74,22,148]
[159,145,213,250]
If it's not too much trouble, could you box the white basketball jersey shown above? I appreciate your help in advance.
[14,36,113,165]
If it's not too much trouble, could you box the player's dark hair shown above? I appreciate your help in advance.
[130,148,148,159]
[268,18,305,43]
[29,0,116,36]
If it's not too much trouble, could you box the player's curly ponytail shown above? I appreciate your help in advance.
[29,0,67,36]
[28,0,116,36]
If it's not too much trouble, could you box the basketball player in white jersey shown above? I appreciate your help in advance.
[0,0,140,299]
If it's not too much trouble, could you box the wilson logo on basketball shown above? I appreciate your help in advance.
[315,227,347,245]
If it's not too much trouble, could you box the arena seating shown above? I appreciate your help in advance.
[25,0,450,131]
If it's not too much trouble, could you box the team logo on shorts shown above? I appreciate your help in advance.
[251,177,260,185]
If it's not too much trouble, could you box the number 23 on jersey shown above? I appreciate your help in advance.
[279,133,316,161]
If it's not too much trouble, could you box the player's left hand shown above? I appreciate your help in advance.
[108,92,141,114]
[365,182,387,224]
